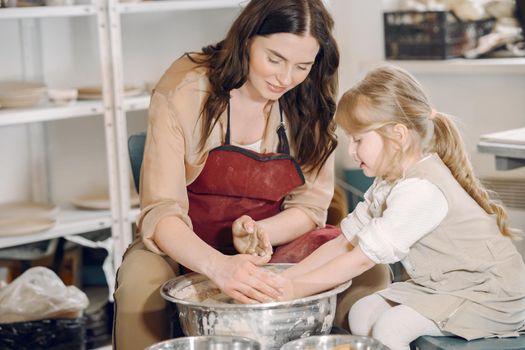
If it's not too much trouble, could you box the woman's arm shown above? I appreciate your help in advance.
[257,208,316,245]
[155,216,284,303]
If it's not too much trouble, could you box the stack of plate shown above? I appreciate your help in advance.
[0,81,47,108]
[77,85,143,100]
[0,201,58,237]
[84,288,113,349]
[71,191,139,210]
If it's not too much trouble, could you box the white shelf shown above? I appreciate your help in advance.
[362,58,525,75]
[94,346,111,350]
[0,5,96,19]
[117,0,243,14]
[123,94,150,111]
[0,205,112,249]
[0,100,105,126]
[128,207,140,222]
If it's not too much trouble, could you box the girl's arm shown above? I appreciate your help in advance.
[281,234,352,278]
[277,177,450,300]
[282,244,376,300]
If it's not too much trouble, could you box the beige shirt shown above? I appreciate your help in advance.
[137,56,335,254]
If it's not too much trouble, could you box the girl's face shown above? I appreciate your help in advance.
[348,130,385,177]
[245,33,319,101]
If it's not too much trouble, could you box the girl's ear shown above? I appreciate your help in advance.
[392,123,410,149]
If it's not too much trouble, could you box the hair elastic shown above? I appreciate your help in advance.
[429,108,438,120]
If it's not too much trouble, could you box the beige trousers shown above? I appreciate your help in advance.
[113,239,391,350]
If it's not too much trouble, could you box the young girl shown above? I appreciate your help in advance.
[276,65,525,350]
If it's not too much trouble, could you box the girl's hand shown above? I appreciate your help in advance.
[232,215,273,260]
[277,275,296,301]
[208,254,285,304]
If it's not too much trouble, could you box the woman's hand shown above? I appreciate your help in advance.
[208,253,285,304]
[232,215,273,260]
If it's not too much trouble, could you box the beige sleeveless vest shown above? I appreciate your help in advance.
[378,154,525,340]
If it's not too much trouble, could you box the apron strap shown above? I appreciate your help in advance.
[276,102,290,155]
[225,99,290,155]
[225,101,231,145]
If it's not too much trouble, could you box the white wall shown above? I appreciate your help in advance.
[330,0,385,172]
[120,9,239,87]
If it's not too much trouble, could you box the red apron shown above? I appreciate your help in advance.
[187,102,340,262]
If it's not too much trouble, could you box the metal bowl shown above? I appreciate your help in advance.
[279,335,390,350]
[160,264,351,350]
[145,335,261,350]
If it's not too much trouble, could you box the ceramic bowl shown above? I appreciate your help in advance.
[47,88,78,106]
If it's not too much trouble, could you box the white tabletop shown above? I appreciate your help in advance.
[478,127,525,170]
[480,127,525,145]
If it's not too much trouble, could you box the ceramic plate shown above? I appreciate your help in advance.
[77,86,144,100]
[71,193,139,210]
[0,218,56,236]
[0,201,59,219]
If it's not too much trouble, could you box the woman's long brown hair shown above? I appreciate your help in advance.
[188,0,339,173]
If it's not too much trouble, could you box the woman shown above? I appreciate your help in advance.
[113,1,390,349]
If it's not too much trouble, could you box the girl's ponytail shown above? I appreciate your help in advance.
[430,112,515,237]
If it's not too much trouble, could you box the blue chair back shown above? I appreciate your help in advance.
[128,132,146,194]
[412,334,525,350]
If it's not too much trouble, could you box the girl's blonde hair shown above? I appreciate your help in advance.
[336,65,514,237]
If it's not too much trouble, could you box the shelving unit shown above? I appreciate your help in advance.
[361,58,525,75]
[0,206,112,249]
[116,0,243,14]
[0,4,96,19]
[0,4,118,348]
[0,0,121,286]
[0,0,250,291]
[0,100,104,126]
[128,207,140,223]
[123,94,150,112]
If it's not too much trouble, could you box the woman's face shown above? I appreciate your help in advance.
[245,33,319,101]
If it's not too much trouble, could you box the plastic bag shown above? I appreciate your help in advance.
[0,266,89,323]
